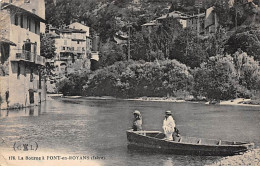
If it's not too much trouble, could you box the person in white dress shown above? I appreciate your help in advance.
[162,110,176,140]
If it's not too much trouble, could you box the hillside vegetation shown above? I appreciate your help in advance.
[47,0,260,101]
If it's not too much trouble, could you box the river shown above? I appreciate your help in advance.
[0,96,259,166]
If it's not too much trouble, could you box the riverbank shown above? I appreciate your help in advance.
[209,98,260,107]
[47,94,260,107]
[126,97,186,103]
[212,148,260,166]
[128,97,260,107]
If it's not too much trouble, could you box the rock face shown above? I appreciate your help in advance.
[212,149,260,166]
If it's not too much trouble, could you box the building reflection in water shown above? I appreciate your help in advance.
[0,102,46,118]
[29,106,34,116]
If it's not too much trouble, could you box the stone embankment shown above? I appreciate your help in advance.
[212,149,260,166]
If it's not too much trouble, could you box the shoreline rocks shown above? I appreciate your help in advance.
[212,149,260,166]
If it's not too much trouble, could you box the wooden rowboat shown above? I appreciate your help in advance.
[126,130,254,156]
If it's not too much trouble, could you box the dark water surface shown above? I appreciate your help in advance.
[0,97,259,165]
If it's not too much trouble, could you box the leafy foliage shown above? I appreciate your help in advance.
[224,26,260,61]
[193,52,260,100]
[40,33,56,59]
[170,29,208,68]
[233,51,260,91]
[57,60,193,98]
[48,0,260,101]
[131,18,183,62]
[99,42,127,67]
[193,55,240,100]
[56,72,90,96]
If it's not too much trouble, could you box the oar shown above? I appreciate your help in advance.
[154,132,163,138]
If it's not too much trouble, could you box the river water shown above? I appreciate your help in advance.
[0,96,259,166]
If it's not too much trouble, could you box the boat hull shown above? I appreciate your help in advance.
[126,130,254,156]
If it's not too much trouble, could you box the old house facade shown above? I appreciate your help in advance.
[142,11,205,35]
[48,25,89,75]
[0,0,46,109]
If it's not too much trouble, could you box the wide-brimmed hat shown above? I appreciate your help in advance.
[133,110,141,116]
[165,110,172,115]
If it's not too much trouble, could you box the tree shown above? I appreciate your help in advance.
[130,30,151,61]
[99,41,127,67]
[40,33,56,59]
[224,25,260,61]
[56,72,89,96]
[201,27,228,57]
[131,18,182,62]
[233,51,260,91]
[170,29,208,68]
[83,60,193,98]
[213,0,233,28]
[193,55,239,100]
[40,33,56,77]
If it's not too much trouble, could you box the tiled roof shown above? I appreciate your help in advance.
[1,2,45,22]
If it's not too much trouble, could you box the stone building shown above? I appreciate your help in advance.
[0,0,46,109]
[142,11,205,35]
[48,25,90,75]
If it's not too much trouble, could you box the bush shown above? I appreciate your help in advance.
[56,72,90,96]
[192,52,260,100]
[193,55,240,100]
[225,26,260,61]
[84,60,193,98]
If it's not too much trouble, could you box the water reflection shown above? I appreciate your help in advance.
[0,103,46,118]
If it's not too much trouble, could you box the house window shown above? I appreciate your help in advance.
[39,71,42,89]
[24,0,30,3]
[5,91,9,103]
[35,21,38,34]
[77,41,80,44]
[30,69,33,82]
[27,17,31,31]
[33,43,37,55]
[14,14,19,26]
[20,15,24,28]
[17,63,20,79]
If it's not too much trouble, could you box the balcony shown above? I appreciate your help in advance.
[11,50,46,66]
[13,50,36,62]
[59,55,73,61]
[35,55,46,66]
[60,47,73,53]
[75,50,85,54]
